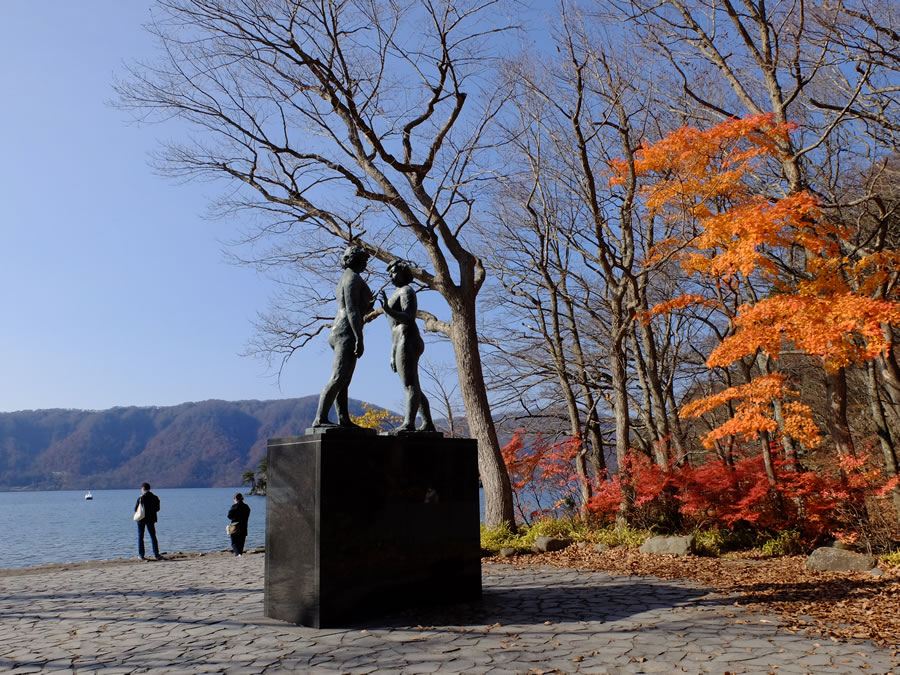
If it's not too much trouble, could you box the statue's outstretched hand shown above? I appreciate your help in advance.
[379,291,388,309]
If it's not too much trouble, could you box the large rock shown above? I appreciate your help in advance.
[639,535,696,556]
[532,536,571,553]
[806,547,876,572]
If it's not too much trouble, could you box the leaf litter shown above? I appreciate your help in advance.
[491,547,900,647]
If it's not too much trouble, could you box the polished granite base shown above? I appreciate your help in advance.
[303,425,378,436]
[264,434,482,628]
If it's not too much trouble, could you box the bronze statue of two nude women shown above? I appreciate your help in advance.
[311,243,436,434]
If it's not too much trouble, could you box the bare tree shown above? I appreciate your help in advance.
[117,0,517,525]
[483,4,703,524]
[421,357,463,438]
[485,167,606,514]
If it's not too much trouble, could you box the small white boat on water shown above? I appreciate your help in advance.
[84,491,93,500]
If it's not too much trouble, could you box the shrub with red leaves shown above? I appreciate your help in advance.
[501,431,581,523]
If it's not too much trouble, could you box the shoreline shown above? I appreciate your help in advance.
[0,546,265,577]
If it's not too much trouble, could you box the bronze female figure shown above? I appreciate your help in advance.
[379,260,436,432]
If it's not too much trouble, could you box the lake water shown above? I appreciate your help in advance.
[0,488,488,570]
[0,487,267,570]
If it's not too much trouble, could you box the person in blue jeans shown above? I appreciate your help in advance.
[135,482,163,560]
[227,492,251,556]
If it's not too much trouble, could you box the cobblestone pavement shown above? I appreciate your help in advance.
[1,553,897,674]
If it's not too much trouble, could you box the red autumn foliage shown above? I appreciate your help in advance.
[499,427,897,547]
[501,430,582,523]
[585,446,899,543]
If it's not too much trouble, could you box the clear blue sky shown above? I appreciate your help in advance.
[0,2,449,414]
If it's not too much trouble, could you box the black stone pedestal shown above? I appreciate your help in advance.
[264,433,482,628]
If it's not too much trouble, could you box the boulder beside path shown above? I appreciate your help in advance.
[640,535,696,556]
[532,535,571,553]
[806,547,876,572]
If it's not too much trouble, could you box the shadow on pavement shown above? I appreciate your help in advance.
[356,580,710,630]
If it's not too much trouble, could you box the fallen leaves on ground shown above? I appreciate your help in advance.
[491,547,900,647]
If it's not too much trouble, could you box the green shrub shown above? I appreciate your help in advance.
[481,518,594,553]
[592,524,652,548]
[526,517,590,542]
[879,549,900,568]
[693,528,756,557]
[480,522,523,552]
[759,530,805,556]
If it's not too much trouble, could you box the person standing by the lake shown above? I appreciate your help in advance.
[134,482,163,561]
[227,492,251,557]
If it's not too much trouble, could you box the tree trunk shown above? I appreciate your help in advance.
[448,300,514,527]
[759,431,778,486]
[630,329,658,457]
[574,443,592,518]
[560,383,593,515]
[610,315,633,527]
[585,412,607,476]
[562,293,607,474]
[867,361,900,519]
[771,397,799,469]
[878,329,900,437]
[754,352,798,469]
[825,368,856,457]
[634,297,682,460]
[664,377,688,464]
[546,281,593,514]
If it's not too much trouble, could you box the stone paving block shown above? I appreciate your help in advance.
[634,664,675,674]
[1,558,898,673]
[405,661,447,673]
[775,665,820,674]
[797,652,840,667]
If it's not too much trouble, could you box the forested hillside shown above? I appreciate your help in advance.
[0,396,367,490]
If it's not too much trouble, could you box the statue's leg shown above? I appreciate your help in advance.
[335,355,361,426]
[312,386,338,426]
[312,348,341,426]
[401,384,418,430]
[396,346,418,430]
[418,390,436,432]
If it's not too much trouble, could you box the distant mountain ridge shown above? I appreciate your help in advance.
[0,396,371,491]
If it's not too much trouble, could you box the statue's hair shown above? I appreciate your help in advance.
[387,259,413,284]
[341,243,369,268]
[386,258,410,273]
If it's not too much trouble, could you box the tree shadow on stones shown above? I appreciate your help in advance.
[725,576,895,606]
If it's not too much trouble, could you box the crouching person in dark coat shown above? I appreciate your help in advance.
[227,492,251,556]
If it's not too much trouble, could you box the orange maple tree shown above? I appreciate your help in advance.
[618,114,900,453]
